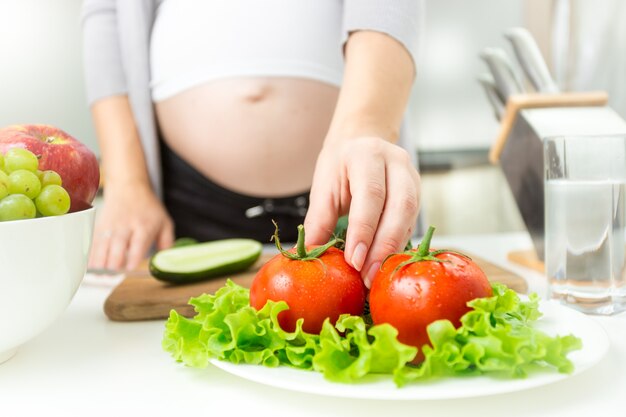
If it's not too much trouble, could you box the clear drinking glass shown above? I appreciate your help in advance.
[544,135,626,315]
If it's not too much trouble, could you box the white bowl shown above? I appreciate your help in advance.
[0,207,95,364]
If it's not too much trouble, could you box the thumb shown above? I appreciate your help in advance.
[156,222,175,250]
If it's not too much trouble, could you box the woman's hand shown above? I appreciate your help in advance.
[89,183,174,272]
[304,136,420,287]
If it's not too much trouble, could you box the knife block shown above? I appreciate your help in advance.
[488,91,625,270]
[489,91,609,164]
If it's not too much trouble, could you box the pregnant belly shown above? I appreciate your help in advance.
[155,77,339,197]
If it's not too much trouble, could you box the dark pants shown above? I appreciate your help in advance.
[160,142,309,243]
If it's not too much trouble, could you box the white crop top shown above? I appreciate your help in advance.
[150,0,345,101]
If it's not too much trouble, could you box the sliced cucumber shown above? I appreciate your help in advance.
[149,238,263,284]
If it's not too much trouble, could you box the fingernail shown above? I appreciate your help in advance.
[364,262,381,289]
[351,242,367,271]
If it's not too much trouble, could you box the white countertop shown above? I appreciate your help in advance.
[1,232,624,417]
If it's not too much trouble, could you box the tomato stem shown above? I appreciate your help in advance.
[296,225,307,258]
[417,226,435,256]
[381,225,471,275]
[271,220,342,261]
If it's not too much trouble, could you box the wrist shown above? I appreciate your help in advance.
[103,175,152,195]
[325,117,399,145]
[101,159,151,189]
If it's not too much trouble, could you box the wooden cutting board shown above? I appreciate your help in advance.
[104,251,528,322]
[507,249,545,273]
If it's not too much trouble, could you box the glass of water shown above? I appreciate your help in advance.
[544,134,626,315]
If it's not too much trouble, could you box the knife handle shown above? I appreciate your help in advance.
[477,73,505,120]
[480,47,525,102]
[504,27,560,93]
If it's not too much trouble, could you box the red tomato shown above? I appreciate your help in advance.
[369,226,492,362]
[250,224,366,334]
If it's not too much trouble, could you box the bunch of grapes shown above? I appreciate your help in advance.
[0,148,71,221]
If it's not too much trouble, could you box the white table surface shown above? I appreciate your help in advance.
[1,232,624,417]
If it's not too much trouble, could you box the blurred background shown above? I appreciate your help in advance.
[1,0,624,235]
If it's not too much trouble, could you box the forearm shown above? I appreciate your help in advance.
[91,95,151,190]
[89,96,173,271]
[327,30,415,143]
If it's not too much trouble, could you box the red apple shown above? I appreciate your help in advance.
[0,124,99,212]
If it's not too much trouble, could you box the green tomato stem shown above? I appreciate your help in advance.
[296,225,307,258]
[417,226,436,256]
[381,225,471,275]
[271,220,343,261]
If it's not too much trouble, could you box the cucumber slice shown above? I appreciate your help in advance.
[149,238,263,284]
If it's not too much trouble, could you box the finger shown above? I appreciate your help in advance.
[304,174,340,246]
[105,229,131,272]
[125,229,151,271]
[344,155,386,272]
[156,221,175,250]
[88,228,111,271]
[362,161,420,287]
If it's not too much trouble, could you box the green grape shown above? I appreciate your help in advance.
[0,153,4,171]
[38,170,63,187]
[0,170,9,200]
[8,169,41,199]
[0,194,36,221]
[3,147,39,173]
[35,184,70,216]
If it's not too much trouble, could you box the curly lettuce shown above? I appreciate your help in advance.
[163,280,581,387]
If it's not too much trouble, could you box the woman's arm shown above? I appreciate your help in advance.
[327,30,415,143]
[304,30,419,287]
[92,96,151,191]
[88,96,173,272]
[82,1,173,271]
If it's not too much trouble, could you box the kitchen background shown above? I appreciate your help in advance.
[1,0,624,235]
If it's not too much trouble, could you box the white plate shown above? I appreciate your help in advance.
[209,301,609,400]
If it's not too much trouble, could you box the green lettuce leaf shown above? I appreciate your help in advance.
[163,280,320,369]
[163,280,582,388]
[312,315,417,383]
